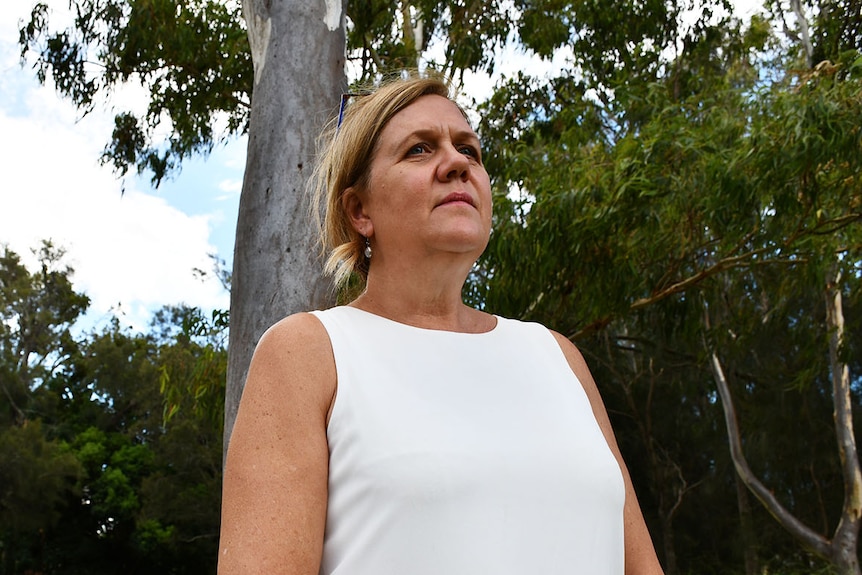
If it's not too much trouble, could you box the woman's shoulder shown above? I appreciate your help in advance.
[493,317,588,370]
[243,311,336,420]
[260,311,330,346]
[250,312,335,380]
[494,315,563,341]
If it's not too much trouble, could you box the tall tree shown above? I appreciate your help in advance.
[0,244,85,573]
[224,0,346,448]
[700,56,862,574]
[0,274,226,573]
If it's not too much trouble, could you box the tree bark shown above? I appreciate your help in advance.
[789,0,814,68]
[225,0,344,453]
[825,267,862,575]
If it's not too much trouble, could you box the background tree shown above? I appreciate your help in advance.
[0,243,86,574]
[0,245,225,574]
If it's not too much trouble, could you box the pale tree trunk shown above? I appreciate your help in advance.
[703,276,862,575]
[225,0,344,452]
[825,267,862,575]
[789,0,814,67]
[399,2,424,64]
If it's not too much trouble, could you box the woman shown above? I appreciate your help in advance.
[218,75,664,575]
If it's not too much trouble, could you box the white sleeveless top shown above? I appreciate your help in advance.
[311,306,625,575]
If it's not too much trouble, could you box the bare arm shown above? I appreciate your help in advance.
[218,313,336,575]
[551,331,664,575]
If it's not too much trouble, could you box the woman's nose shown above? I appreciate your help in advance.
[437,145,470,181]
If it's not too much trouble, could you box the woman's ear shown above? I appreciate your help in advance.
[342,187,373,237]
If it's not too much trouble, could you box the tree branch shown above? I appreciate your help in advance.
[824,267,862,559]
[703,304,832,559]
[789,0,814,68]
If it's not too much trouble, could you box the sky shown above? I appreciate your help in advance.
[1,0,242,333]
[0,0,763,335]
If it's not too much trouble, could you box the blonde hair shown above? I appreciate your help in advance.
[310,73,461,293]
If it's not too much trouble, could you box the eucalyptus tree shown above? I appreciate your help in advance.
[474,4,862,570]
[221,0,347,447]
[0,242,89,426]
[0,243,227,574]
[0,244,85,574]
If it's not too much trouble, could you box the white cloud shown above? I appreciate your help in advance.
[217,178,243,200]
[1,10,229,332]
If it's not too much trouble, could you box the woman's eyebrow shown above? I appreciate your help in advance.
[390,127,481,151]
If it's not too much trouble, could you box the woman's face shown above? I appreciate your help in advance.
[353,94,492,263]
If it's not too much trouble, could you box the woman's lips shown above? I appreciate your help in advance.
[438,192,475,207]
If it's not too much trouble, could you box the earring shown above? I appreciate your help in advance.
[364,236,372,259]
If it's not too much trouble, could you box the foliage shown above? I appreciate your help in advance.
[17,0,516,185]
[19,0,252,185]
[0,420,81,533]
[155,304,228,426]
[0,242,90,425]
[346,0,512,79]
[764,0,862,67]
[17,0,735,184]
[0,246,224,575]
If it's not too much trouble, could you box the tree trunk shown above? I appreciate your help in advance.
[613,336,686,575]
[225,0,344,453]
[789,0,814,67]
[656,465,680,575]
[825,268,862,575]
[707,345,830,558]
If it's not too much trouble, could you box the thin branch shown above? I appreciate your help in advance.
[703,304,832,559]
[824,267,862,553]
[631,250,765,310]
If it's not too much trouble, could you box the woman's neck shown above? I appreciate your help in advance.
[350,260,490,333]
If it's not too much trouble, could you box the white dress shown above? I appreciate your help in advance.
[311,306,625,575]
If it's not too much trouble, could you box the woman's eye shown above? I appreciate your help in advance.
[460,146,480,160]
[407,144,427,155]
